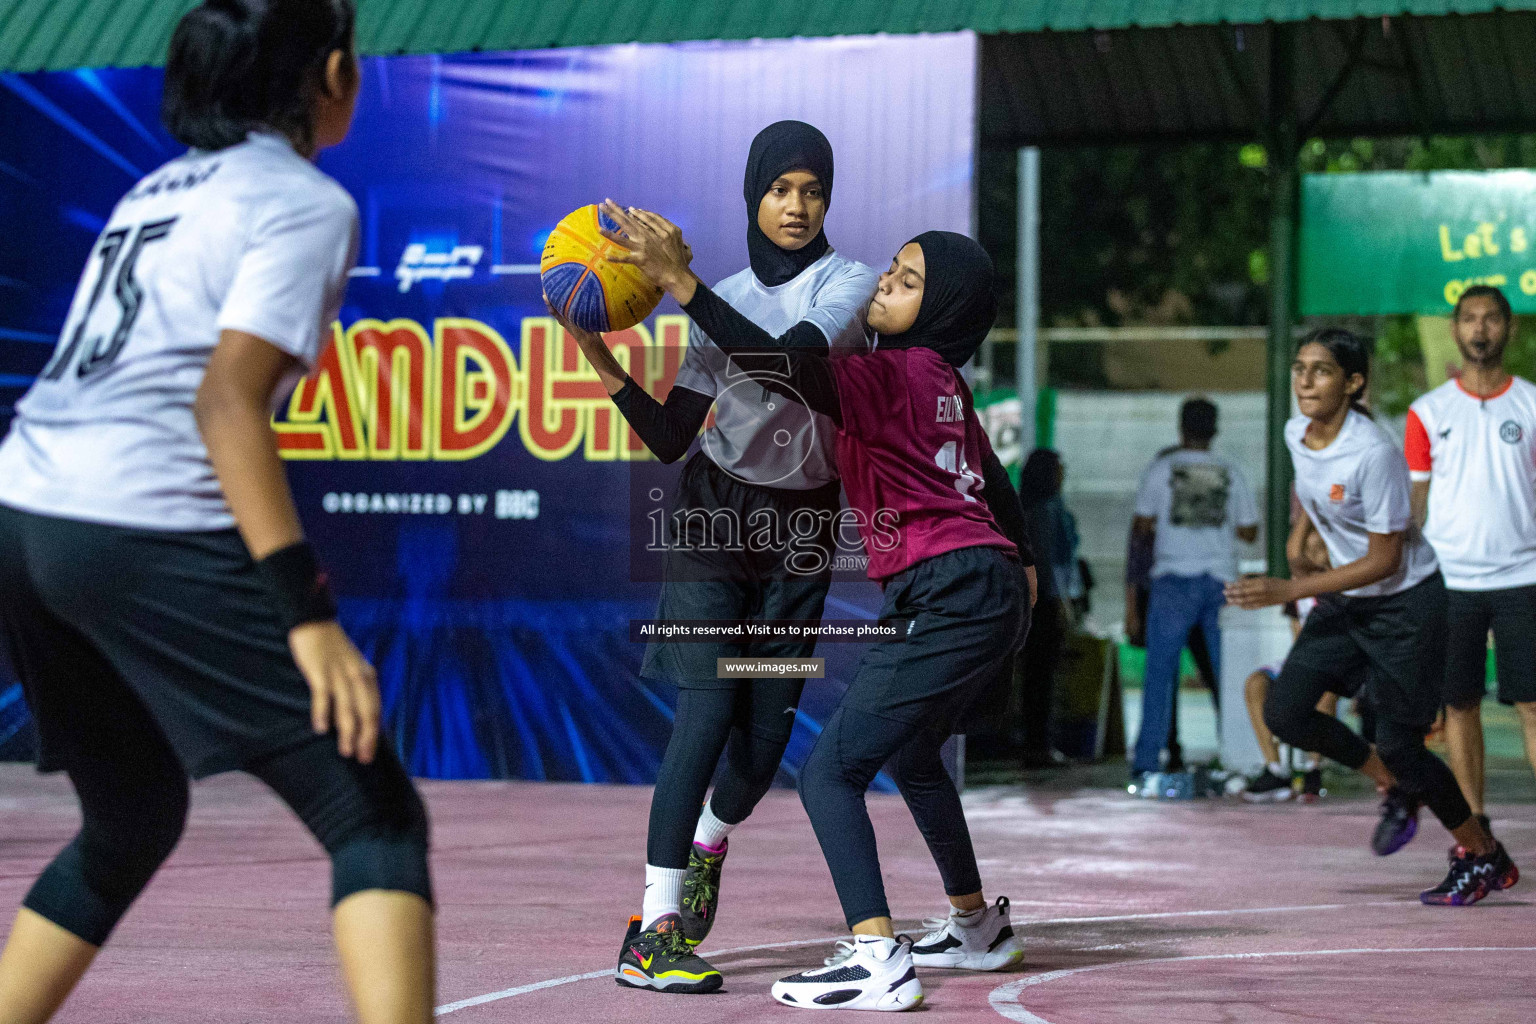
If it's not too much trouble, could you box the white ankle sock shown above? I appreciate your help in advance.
[854,935,898,958]
[641,865,685,930]
[1267,762,1287,778]
[693,802,736,851]
[952,905,986,926]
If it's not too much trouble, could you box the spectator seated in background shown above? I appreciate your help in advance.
[1128,398,1261,786]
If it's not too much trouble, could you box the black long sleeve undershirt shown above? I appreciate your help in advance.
[682,283,833,354]
[611,378,713,464]
[981,451,1035,567]
[681,284,844,425]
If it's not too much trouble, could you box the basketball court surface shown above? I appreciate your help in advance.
[2,764,1529,1023]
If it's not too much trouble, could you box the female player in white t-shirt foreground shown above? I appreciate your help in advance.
[0,3,435,1021]
[1226,328,1516,906]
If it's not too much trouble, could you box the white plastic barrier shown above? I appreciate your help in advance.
[1217,604,1296,775]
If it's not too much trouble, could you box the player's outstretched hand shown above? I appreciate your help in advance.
[598,199,697,302]
[289,621,380,764]
[1224,574,1295,610]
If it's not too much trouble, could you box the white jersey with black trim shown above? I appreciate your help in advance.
[672,249,877,490]
[0,133,358,532]
[1286,409,1438,598]
[1405,376,1536,591]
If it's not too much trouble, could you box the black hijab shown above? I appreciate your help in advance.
[878,230,998,368]
[743,120,833,286]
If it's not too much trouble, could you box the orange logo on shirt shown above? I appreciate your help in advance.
[1329,484,1345,502]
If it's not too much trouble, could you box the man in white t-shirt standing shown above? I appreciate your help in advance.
[1406,285,1536,835]
[1129,398,1261,781]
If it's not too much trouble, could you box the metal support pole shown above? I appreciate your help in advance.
[1016,146,1040,453]
[1264,26,1299,575]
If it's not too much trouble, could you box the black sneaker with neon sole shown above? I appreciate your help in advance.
[680,840,727,947]
[615,914,723,993]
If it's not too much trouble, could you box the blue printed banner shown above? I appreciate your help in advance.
[0,35,976,778]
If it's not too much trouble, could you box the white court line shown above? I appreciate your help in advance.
[432,900,1405,1015]
[988,947,1536,1024]
[434,935,845,1014]
[1019,899,1402,927]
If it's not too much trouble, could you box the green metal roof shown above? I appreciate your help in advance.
[2,1,1533,74]
[983,9,1536,143]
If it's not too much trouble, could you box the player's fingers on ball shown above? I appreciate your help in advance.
[633,208,668,232]
[644,212,680,241]
[620,207,664,241]
[602,199,641,234]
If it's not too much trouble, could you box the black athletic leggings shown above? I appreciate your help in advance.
[23,733,431,947]
[646,679,804,869]
[800,709,981,927]
[1264,575,1472,831]
[799,545,1028,929]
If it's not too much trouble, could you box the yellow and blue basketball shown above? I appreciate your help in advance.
[540,204,663,333]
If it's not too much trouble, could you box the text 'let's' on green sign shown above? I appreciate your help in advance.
[1301,170,1536,316]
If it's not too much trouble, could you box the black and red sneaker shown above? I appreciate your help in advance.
[1486,841,1520,892]
[1420,842,1519,906]
[1371,787,1419,856]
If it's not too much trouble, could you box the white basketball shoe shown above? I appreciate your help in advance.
[909,896,1024,970]
[771,935,923,1011]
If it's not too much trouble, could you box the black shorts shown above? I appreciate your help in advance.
[0,503,316,779]
[641,452,840,688]
[1283,573,1447,730]
[1443,584,1536,707]
[841,544,1029,734]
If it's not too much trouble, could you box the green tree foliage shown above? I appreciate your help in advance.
[979,133,1536,405]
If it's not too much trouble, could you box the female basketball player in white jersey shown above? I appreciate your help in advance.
[0,3,435,1020]
[1226,328,1516,905]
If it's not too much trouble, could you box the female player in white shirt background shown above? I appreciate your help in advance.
[0,3,436,1021]
[1226,327,1516,906]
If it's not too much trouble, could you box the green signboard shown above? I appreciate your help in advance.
[1300,170,1536,316]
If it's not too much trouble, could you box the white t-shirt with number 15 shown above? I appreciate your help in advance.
[0,132,358,532]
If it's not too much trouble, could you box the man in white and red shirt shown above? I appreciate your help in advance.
[1406,285,1536,832]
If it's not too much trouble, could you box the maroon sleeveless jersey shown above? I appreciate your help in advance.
[828,346,1015,582]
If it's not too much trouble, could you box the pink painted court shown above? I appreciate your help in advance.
[2,765,1529,1023]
